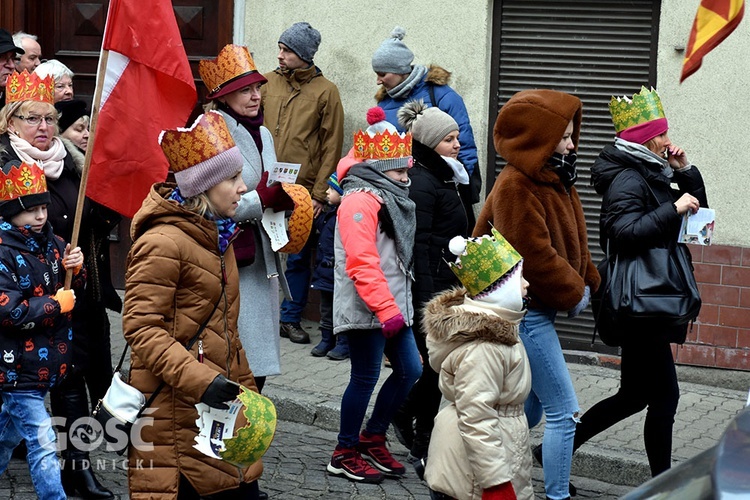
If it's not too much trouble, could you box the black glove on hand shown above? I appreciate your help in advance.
[200,374,240,410]
[255,171,295,212]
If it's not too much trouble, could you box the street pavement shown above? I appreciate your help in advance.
[1,314,748,498]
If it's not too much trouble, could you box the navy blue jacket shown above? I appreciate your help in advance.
[0,222,85,390]
[310,206,338,293]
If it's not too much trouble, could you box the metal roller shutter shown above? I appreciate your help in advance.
[487,0,661,352]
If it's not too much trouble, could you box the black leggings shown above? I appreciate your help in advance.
[573,338,679,476]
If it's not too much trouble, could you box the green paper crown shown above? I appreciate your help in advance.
[449,228,522,297]
[609,86,665,133]
[219,386,277,467]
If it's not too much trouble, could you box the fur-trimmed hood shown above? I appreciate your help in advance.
[424,288,522,369]
[59,137,85,174]
[375,64,451,102]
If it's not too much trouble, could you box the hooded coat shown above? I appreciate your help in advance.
[423,288,533,500]
[474,90,600,311]
[123,184,261,499]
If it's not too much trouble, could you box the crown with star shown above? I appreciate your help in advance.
[5,70,55,105]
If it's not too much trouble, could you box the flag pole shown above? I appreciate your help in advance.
[64,48,110,289]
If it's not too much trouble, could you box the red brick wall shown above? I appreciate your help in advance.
[674,245,750,370]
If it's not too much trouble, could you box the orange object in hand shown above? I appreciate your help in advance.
[53,289,76,313]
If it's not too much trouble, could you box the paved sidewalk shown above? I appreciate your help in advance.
[267,319,749,488]
[1,313,747,498]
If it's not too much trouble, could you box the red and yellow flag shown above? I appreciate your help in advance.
[681,0,745,82]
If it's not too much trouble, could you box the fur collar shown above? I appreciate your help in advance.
[60,137,85,175]
[424,288,520,347]
[375,64,451,102]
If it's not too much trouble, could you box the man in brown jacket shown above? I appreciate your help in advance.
[262,21,344,344]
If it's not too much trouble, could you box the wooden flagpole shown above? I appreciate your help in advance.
[64,48,110,289]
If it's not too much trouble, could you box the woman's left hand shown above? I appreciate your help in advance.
[667,146,689,169]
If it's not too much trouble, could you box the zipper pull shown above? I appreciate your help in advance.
[220,257,227,285]
[198,340,204,363]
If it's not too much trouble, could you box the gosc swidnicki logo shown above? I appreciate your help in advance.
[46,408,157,454]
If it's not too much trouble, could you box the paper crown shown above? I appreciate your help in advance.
[352,129,412,161]
[199,45,266,99]
[448,227,522,297]
[609,86,666,134]
[0,161,47,202]
[5,70,55,105]
[218,386,277,467]
[159,111,236,174]
[278,182,313,254]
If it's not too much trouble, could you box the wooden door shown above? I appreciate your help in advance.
[2,0,234,287]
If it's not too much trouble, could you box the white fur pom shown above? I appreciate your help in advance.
[448,236,467,256]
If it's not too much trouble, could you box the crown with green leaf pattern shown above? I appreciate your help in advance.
[609,86,665,133]
[448,228,522,297]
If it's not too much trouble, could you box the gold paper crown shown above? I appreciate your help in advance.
[448,227,522,297]
[0,161,47,202]
[199,45,259,95]
[352,130,412,161]
[609,86,666,133]
[5,70,55,105]
[159,111,237,173]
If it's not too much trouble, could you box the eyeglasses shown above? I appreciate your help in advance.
[14,115,56,126]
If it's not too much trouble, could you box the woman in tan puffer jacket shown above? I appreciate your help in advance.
[123,112,265,499]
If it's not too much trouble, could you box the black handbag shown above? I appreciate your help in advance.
[92,285,224,454]
[592,171,702,346]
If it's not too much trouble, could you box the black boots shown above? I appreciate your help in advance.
[61,459,114,499]
[279,322,311,344]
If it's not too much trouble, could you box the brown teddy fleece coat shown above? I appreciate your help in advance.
[474,90,600,311]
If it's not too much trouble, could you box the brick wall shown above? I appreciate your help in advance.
[674,245,750,370]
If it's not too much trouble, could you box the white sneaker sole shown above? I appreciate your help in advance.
[327,462,383,483]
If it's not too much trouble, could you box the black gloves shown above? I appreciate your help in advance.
[200,374,240,410]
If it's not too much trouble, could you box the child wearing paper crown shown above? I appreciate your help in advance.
[309,172,349,360]
[0,160,85,500]
[421,229,533,500]
[326,109,422,484]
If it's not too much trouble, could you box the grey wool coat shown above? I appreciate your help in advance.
[219,108,289,377]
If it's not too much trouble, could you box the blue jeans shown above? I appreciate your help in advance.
[280,239,313,324]
[520,308,580,500]
[338,327,422,448]
[0,390,66,499]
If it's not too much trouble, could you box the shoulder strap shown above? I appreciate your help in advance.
[428,84,439,108]
[115,278,226,415]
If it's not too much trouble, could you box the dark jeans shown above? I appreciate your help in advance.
[177,474,259,500]
[338,327,422,448]
[319,290,333,331]
[573,337,679,476]
[279,236,314,324]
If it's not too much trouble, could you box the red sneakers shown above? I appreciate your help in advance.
[357,431,406,476]
[327,446,384,483]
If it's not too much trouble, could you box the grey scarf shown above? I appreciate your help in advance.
[614,137,673,179]
[387,64,428,100]
[342,164,416,272]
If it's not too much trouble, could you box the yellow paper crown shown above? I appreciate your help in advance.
[609,86,666,133]
[0,161,47,202]
[5,70,55,105]
[448,228,522,297]
[159,111,236,173]
[352,130,412,161]
[199,45,259,95]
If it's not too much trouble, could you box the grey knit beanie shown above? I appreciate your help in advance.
[279,22,321,63]
[398,99,458,149]
[371,27,414,74]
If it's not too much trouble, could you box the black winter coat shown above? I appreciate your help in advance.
[310,205,337,293]
[409,140,469,314]
[0,222,86,390]
[591,144,708,255]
